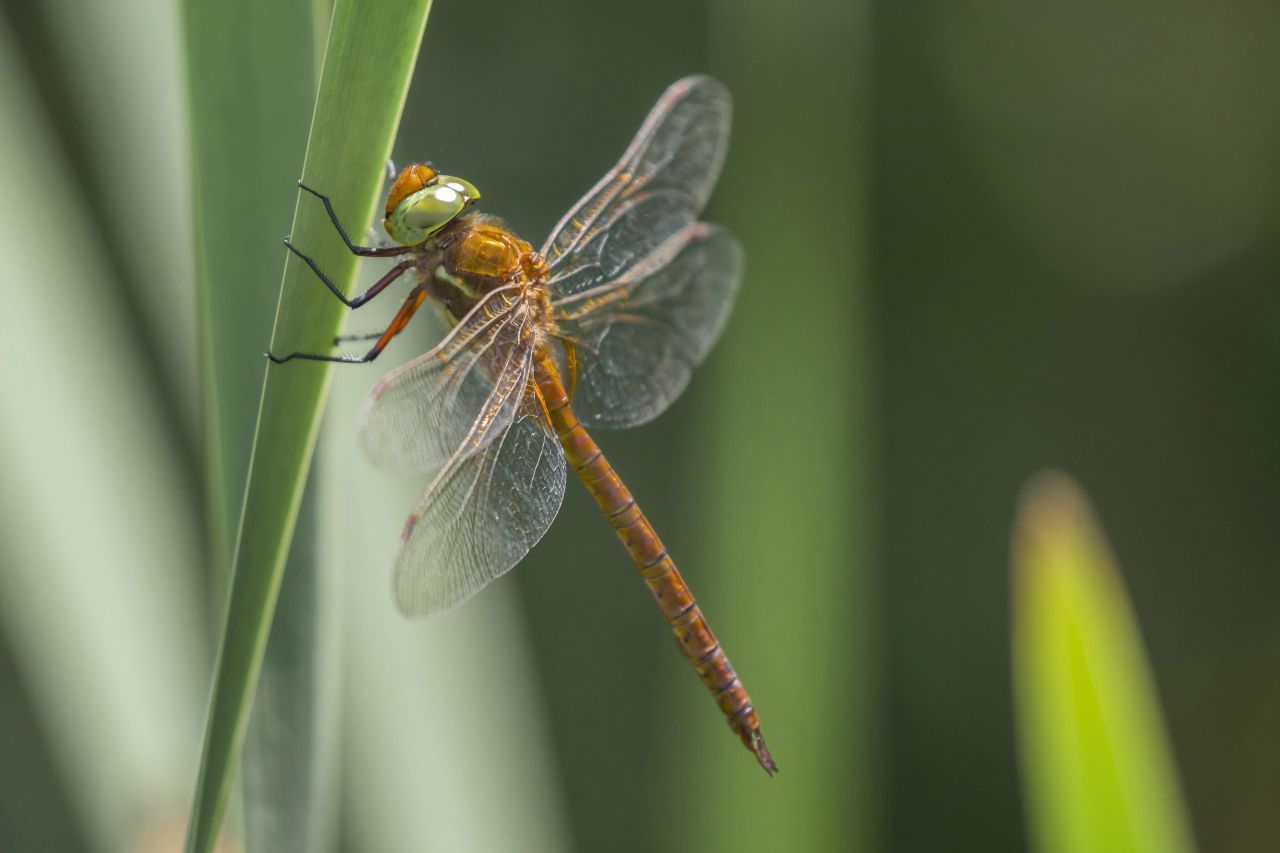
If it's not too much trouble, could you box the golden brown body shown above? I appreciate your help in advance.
[392,214,776,772]
[277,76,769,773]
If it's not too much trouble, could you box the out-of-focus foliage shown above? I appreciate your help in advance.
[932,1,1280,291]
[0,8,204,853]
[673,0,875,850]
[1012,472,1196,853]
[878,3,1279,850]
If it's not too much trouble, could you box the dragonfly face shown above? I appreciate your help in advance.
[382,162,481,245]
[275,76,775,774]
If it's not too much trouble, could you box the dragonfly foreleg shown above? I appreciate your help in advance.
[295,180,413,258]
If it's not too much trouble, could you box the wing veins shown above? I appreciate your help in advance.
[541,77,729,270]
[408,340,534,536]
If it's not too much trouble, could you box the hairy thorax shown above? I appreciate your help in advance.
[414,213,551,331]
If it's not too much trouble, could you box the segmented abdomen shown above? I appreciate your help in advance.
[532,353,775,773]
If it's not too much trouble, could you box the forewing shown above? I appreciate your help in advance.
[554,223,741,428]
[542,75,731,299]
[360,287,532,474]
[393,409,567,616]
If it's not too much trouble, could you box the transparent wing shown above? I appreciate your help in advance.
[360,287,534,474]
[541,75,731,299]
[553,223,741,428]
[393,409,567,616]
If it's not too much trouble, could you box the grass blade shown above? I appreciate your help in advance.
[243,478,343,853]
[183,2,434,850]
[1012,472,1197,853]
[180,0,334,844]
[183,0,317,584]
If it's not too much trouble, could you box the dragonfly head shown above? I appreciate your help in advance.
[383,162,481,245]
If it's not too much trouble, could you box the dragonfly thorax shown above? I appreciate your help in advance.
[446,220,531,280]
[418,215,550,327]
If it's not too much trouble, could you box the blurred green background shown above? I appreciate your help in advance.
[1,0,1277,851]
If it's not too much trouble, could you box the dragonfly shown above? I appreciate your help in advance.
[269,75,775,774]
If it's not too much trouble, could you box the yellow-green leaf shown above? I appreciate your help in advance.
[1012,472,1196,853]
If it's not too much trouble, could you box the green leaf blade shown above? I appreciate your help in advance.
[1012,472,1197,853]
[184,0,317,585]
[184,2,434,851]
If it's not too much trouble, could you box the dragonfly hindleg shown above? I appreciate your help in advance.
[333,329,386,344]
[267,287,427,365]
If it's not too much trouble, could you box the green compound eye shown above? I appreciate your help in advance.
[438,175,480,202]
[386,174,481,245]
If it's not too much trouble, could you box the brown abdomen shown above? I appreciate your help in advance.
[531,353,777,775]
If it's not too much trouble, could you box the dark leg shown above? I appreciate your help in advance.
[333,330,385,344]
[283,244,412,309]
[296,181,411,257]
[267,287,428,365]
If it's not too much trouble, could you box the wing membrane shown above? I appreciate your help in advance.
[542,75,731,299]
[393,411,567,616]
[553,223,741,428]
[360,287,532,474]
